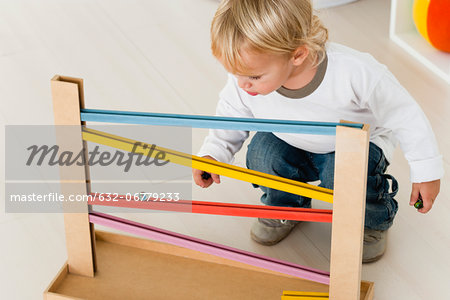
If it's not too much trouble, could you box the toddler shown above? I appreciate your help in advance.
[193,0,443,263]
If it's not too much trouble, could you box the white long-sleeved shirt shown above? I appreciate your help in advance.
[198,43,444,183]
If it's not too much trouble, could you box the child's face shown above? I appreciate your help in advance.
[221,48,299,96]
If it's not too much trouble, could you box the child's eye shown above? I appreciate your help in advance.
[249,76,261,80]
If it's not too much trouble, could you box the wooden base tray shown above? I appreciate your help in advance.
[44,230,374,300]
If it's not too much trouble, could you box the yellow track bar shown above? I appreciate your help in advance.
[281,291,329,299]
[81,127,333,203]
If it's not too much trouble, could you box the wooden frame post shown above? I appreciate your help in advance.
[51,75,96,277]
[329,123,370,300]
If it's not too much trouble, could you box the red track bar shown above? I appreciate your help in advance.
[88,193,332,223]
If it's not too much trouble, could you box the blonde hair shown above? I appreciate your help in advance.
[211,0,328,73]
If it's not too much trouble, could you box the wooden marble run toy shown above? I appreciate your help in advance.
[44,75,375,300]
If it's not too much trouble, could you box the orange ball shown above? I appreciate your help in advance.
[413,0,450,53]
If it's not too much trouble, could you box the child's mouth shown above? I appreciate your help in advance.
[246,91,258,96]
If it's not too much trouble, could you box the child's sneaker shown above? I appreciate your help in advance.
[362,228,387,263]
[250,218,300,246]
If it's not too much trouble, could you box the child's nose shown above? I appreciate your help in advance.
[238,78,252,89]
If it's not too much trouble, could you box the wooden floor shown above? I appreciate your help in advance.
[1,0,449,299]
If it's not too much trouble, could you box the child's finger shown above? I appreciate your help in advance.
[211,173,221,184]
[409,188,420,206]
[418,195,433,214]
[202,178,213,188]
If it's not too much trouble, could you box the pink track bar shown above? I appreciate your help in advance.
[89,211,330,285]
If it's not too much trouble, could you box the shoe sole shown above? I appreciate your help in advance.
[362,253,384,264]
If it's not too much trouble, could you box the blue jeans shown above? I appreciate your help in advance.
[246,132,399,231]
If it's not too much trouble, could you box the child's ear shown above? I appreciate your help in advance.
[291,46,309,66]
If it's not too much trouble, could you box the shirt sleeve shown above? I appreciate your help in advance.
[197,74,253,164]
[366,69,444,183]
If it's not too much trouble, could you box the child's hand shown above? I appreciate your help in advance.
[192,155,221,188]
[409,179,440,213]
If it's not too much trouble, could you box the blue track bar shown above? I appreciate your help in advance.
[80,108,363,135]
